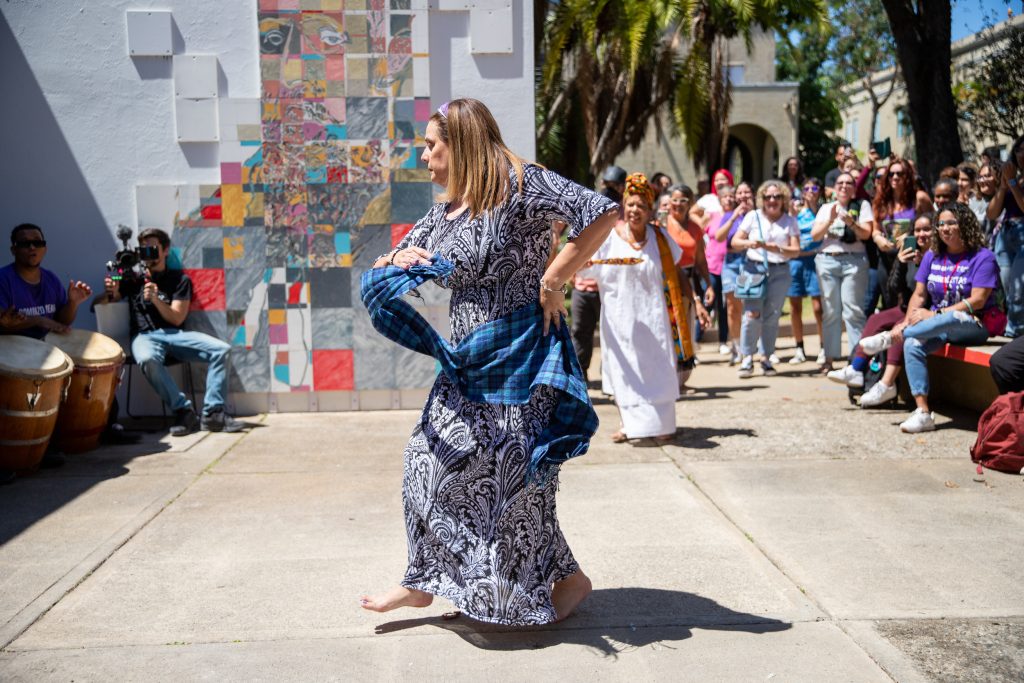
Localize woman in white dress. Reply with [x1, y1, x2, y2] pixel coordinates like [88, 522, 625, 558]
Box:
[589, 173, 687, 444]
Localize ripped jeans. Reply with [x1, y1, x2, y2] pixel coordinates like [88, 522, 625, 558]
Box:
[902, 310, 989, 396]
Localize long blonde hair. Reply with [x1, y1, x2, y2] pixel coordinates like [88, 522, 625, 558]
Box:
[430, 98, 526, 218]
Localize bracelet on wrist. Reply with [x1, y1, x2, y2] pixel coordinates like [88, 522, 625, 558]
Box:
[387, 249, 399, 265]
[541, 280, 568, 295]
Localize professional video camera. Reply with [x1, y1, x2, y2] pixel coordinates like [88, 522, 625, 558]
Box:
[105, 225, 156, 291]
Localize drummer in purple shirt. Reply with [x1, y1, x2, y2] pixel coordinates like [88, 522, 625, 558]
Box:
[0, 223, 92, 339]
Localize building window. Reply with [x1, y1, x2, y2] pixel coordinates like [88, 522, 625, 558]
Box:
[897, 109, 911, 139]
[726, 64, 745, 85]
[873, 117, 881, 142]
[846, 120, 859, 148]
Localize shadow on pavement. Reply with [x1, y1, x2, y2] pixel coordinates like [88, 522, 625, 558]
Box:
[679, 385, 768, 401]
[670, 426, 757, 449]
[0, 435, 171, 547]
[374, 588, 790, 655]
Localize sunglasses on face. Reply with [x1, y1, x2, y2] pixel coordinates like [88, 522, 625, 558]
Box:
[889, 170, 906, 177]
[13, 239, 46, 249]
[875, 173, 885, 180]
[764, 194, 783, 201]
[803, 185, 819, 192]
[937, 219, 959, 228]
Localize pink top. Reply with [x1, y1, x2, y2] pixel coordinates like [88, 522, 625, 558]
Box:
[703, 212, 729, 275]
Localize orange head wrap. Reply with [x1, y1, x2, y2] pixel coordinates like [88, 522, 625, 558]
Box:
[623, 172, 655, 206]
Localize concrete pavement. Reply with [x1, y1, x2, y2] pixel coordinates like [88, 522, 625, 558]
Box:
[1, 337, 1022, 681]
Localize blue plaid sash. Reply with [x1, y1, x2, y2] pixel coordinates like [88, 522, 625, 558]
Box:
[360, 256, 597, 484]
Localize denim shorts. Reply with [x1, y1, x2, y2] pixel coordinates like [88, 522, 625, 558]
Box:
[721, 253, 744, 294]
[787, 256, 821, 297]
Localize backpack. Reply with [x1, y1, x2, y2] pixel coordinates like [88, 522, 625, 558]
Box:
[970, 392, 1024, 474]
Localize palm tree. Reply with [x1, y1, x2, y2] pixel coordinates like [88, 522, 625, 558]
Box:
[537, 0, 827, 182]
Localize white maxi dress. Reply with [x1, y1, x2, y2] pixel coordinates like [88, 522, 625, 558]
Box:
[588, 224, 681, 437]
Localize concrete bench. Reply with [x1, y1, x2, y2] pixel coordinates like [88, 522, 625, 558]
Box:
[926, 338, 1007, 413]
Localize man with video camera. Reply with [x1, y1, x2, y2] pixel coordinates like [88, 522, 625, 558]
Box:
[104, 228, 242, 436]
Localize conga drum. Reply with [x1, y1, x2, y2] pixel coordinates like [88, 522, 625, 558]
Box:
[0, 336, 73, 473]
[45, 330, 126, 454]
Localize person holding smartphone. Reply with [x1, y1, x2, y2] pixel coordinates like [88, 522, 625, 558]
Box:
[811, 173, 873, 374]
[828, 213, 935, 406]
[104, 228, 243, 436]
[991, 134, 1024, 337]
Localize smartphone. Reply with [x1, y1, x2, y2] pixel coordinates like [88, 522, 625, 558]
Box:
[656, 209, 669, 225]
[903, 235, 917, 252]
[871, 138, 892, 158]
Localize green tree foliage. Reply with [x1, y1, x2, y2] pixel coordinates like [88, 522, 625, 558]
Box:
[536, 0, 827, 183]
[828, 0, 900, 148]
[957, 24, 1024, 141]
[776, 26, 842, 178]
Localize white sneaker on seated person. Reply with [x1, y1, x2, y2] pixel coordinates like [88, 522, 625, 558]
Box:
[815, 349, 826, 365]
[788, 348, 807, 364]
[826, 364, 864, 388]
[860, 331, 893, 356]
[859, 381, 897, 407]
[899, 408, 936, 433]
[769, 353, 781, 365]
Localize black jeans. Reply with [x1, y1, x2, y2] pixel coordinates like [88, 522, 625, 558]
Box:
[570, 289, 601, 374]
[990, 335, 1024, 394]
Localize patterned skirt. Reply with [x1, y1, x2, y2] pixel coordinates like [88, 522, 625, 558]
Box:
[399, 374, 580, 625]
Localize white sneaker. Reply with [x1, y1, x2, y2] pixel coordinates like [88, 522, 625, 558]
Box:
[729, 345, 741, 366]
[816, 349, 826, 365]
[719, 343, 732, 356]
[900, 408, 936, 433]
[769, 353, 781, 366]
[788, 348, 807, 364]
[826, 364, 864, 388]
[860, 331, 893, 356]
[738, 356, 754, 378]
[859, 381, 897, 407]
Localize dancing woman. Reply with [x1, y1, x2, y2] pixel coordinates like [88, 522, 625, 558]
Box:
[359, 99, 618, 625]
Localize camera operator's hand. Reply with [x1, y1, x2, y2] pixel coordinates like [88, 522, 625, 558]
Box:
[67, 280, 92, 306]
[142, 281, 159, 303]
[104, 276, 121, 302]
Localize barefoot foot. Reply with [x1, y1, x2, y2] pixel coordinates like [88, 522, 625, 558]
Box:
[552, 570, 592, 622]
[360, 586, 433, 613]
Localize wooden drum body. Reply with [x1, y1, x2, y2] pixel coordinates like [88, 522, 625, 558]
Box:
[45, 330, 126, 454]
[0, 336, 73, 473]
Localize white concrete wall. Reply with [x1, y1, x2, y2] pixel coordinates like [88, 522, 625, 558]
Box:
[1, 1, 260, 331]
[428, 0, 535, 160]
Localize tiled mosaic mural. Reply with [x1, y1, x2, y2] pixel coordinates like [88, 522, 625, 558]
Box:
[144, 0, 442, 396]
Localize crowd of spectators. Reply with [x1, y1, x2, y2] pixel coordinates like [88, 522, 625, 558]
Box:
[573, 134, 1024, 441]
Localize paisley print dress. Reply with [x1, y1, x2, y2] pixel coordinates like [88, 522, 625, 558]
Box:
[393, 164, 616, 625]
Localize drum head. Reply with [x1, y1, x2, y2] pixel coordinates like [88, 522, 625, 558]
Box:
[44, 329, 125, 366]
[0, 335, 73, 380]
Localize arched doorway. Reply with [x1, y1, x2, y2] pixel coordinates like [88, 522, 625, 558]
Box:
[727, 123, 779, 185]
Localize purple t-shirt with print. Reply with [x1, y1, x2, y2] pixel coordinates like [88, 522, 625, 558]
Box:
[915, 247, 999, 312]
[0, 264, 67, 339]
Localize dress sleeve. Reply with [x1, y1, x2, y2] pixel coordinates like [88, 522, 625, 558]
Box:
[394, 206, 438, 252]
[522, 166, 618, 240]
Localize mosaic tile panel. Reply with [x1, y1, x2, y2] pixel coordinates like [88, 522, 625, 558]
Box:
[157, 2, 436, 396]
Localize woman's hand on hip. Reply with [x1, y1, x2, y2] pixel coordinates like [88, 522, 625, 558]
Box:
[539, 285, 565, 336]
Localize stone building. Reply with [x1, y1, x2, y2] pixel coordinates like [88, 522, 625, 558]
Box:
[838, 13, 1024, 163]
[613, 29, 800, 187]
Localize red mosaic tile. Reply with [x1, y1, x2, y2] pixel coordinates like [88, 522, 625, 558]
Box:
[313, 349, 353, 391]
[185, 268, 226, 311]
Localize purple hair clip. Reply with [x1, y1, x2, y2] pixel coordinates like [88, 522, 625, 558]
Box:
[437, 101, 450, 119]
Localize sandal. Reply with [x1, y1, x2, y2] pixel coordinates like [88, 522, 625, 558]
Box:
[611, 431, 628, 443]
